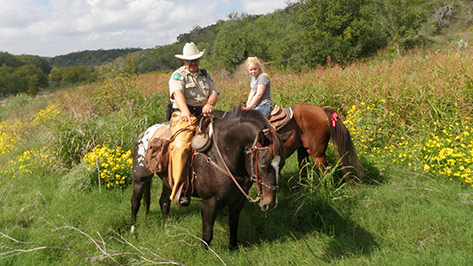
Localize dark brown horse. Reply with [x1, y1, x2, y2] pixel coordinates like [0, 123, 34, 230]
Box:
[276, 103, 364, 179]
[131, 107, 285, 249]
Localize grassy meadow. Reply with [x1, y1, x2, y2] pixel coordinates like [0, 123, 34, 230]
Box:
[1, 42, 473, 265]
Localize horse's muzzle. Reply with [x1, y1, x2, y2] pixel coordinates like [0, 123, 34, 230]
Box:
[259, 197, 277, 212]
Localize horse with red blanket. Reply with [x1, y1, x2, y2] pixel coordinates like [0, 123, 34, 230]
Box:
[270, 103, 364, 180]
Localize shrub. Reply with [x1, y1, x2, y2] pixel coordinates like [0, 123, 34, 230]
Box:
[83, 144, 133, 189]
[289, 158, 348, 217]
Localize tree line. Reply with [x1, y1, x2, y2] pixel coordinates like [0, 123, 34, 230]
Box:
[0, 49, 137, 97]
[130, 0, 470, 73]
[1, 0, 471, 97]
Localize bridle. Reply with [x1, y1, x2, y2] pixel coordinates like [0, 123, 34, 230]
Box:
[195, 123, 279, 203]
[246, 130, 280, 194]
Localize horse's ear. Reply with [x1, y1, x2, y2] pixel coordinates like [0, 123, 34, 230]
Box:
[262, 128, 271, 139]
[261, 128, 272, 146]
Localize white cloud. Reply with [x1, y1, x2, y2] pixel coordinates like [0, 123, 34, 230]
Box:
[0, 0, 292, 57]
[240, 0, 290, 14]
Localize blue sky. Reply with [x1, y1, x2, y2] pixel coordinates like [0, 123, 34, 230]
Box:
[0, 0, 294, 57]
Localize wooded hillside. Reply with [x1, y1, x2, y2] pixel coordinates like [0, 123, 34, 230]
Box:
[1, 0, 471, 97]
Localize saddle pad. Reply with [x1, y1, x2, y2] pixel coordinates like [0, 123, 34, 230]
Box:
[150, 124, 171, 141]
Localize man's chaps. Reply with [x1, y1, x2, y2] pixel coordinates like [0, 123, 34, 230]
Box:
[169, 112, 197, 201]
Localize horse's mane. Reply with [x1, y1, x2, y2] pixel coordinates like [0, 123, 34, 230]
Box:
[223, 106, 268, 126]
[220, 106, 284, 157]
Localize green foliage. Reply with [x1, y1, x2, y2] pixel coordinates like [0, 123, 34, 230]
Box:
[0, 93, 48, 121]
[48, 48, 142, 67]
[17, 55, 52, 74]
[208, 10, 299, 71]
[48, 65, 97, 87]
[0, 52, 50, 96]
[3, 0, 470, 82]
[46, 68, 163, 169]
[298, 0, 388, 66]
[1, 43, 473, 264]
[92, 67, 142, 113]
[0, 52, 23, 67]
[47, 113, 94, 168]
[14, 64, 48, 89]
[126, 44, 182, 73]
[0, 64, 15, 96]
[27, 75, 39, 96]
[209, 18, 248, 70]
[58, 163, 94, 194]
[289, 159, 347, 217]
[378, 0, 434, 47]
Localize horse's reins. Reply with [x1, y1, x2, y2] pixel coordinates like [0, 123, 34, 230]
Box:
[194, 117, 278, 203]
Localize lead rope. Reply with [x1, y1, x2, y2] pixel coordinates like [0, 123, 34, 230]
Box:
[213, 135, 261, 203]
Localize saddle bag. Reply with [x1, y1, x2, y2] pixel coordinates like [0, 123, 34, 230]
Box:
[145, 138, 170, 175]
[145, 125, 172, 175]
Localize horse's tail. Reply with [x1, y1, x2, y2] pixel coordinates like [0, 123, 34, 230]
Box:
[324, 108, 364, 180]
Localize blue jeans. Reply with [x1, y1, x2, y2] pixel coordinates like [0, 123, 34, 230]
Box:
[255, 104, 273, 118]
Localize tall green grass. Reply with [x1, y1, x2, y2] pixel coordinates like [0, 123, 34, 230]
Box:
[1, 41, 473, 264]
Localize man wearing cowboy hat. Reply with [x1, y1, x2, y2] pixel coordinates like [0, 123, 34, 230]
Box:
[168, 42, 219, 206]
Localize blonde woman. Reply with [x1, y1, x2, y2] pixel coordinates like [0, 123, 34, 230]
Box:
[243, 57, 274, 117]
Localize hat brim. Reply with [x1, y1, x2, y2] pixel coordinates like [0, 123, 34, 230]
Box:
[175, 50, 205, 60]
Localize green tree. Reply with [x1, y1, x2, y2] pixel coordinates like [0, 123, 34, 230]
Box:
[209, 14, 260, 71]
[247, 7, 300, 67]
[49, 67, 63, 87]
[0, 52, 23, 67]
[0, 64, 15, 96]
[377, 0, 433, 49]
[298, 0, 388, 66]
[12, 64, 48, 93]
[18, 55, 52, 74]
[61, 65, 97, 84]
[27, 75, 39, 95]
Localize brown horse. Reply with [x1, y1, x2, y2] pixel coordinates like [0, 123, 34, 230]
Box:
[130, 107, 285, 249]
[276, 103, 364, 179]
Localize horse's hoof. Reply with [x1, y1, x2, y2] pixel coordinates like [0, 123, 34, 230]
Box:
[130, 225, 135, 233]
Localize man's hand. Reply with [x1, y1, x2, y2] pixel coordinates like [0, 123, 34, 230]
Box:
[180, 109, 192, 124]
[202, 103, 214, 115]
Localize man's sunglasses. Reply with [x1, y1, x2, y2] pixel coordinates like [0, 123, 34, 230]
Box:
[185, 59, 200, 63]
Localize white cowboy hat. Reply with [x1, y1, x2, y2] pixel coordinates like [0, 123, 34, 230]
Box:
[175, 42, 205, 60]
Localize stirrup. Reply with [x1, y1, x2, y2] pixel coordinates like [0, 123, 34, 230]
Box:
[173, 183, 190, 207]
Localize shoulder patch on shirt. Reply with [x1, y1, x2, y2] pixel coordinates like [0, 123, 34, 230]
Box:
[172, 73, 182, 80]
[207, 74, 213, 82]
